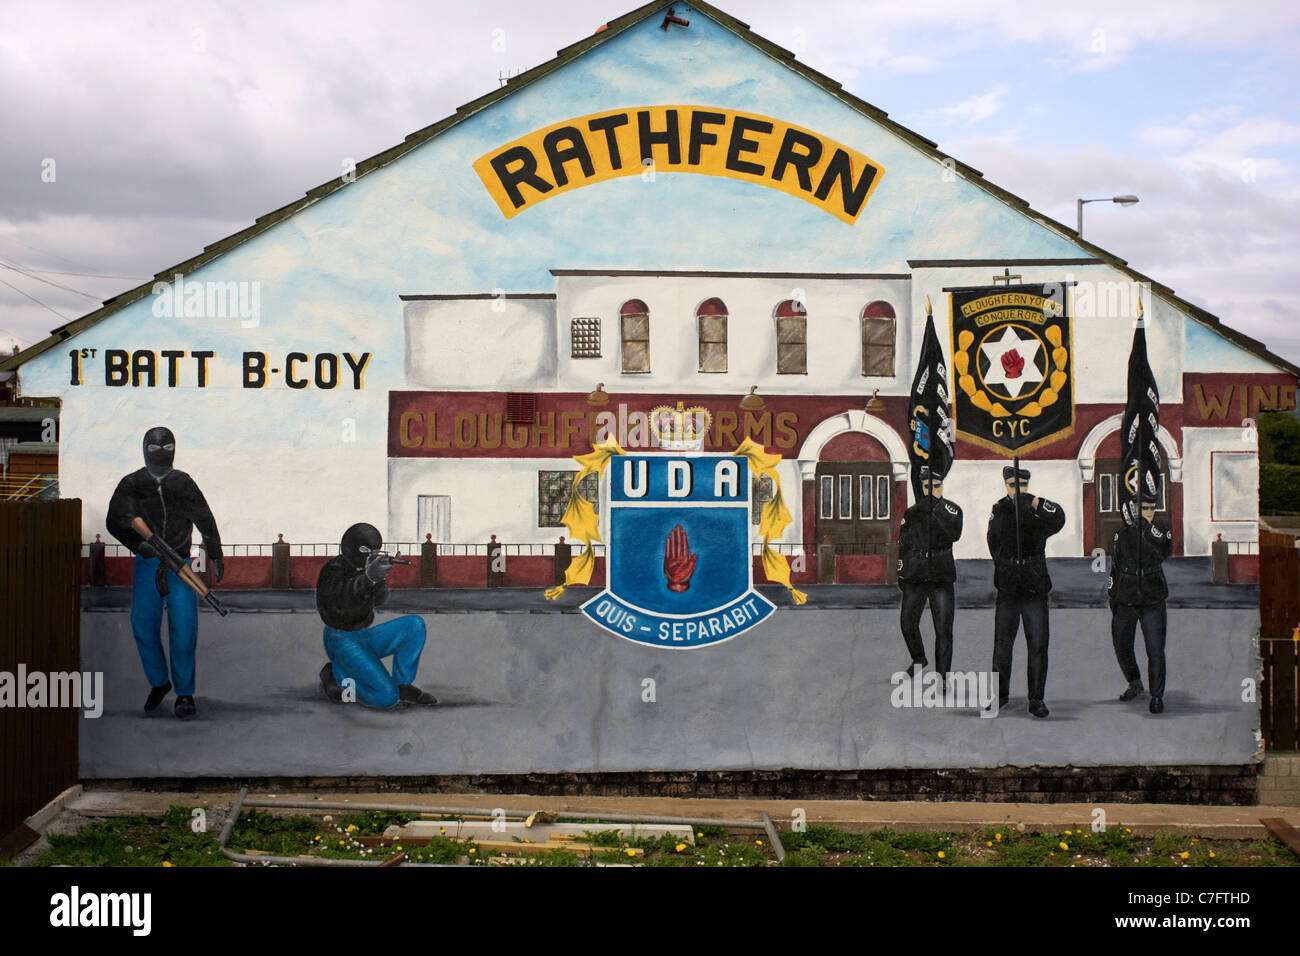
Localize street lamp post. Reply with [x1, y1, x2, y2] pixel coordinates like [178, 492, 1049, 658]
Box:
[1077, 194, 1139, 237]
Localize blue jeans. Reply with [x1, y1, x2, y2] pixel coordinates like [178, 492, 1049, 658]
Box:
[131, 555, 199, 695]
[323, 616, 427, 709]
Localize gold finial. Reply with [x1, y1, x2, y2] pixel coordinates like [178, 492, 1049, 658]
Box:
[739, 386, 765, 410]
[587, 383, 610, 405]
[1137, 295, 1143, 320]
[925, 295, 932, 317]
[865, 388, 885, 412]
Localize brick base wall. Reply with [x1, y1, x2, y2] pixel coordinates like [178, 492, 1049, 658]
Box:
[89, 765, 1261, 805]
[1258, 755, 1300, 806]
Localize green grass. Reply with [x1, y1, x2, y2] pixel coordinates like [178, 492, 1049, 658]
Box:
[32, 806, 229, 867]
[18, 808, 1300, 868]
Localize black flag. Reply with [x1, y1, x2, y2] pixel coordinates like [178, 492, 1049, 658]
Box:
[1120, 319, 1161, 527]
[907, 303, 955, 500]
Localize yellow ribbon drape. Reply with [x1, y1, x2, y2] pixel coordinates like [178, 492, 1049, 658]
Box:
[544, 438, 626, 600]
[733, 436, 808, 605]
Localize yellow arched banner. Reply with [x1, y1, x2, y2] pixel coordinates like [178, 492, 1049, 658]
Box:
[473, 106, 884, 224]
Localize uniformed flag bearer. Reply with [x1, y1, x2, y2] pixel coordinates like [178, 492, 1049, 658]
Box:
[1108, 489, 1172, 713]
[986, 465, 1065, 718]
[897, 466, 963, 680]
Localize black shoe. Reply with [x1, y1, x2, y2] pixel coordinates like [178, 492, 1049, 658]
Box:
[144, 681, 172, 713]
[1028, 699, 1050, 719]
[174, 695, 197, 719]
[1149, 696, 1164, 714]
[905, 659, 928, 677]
[398, 684, 438, 707]
[1119, 680, 1144, 702]
[320, 662, 343, 702]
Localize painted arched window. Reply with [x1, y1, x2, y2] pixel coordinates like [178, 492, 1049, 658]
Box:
[861, 301, 896, 377]
[775, 299, 807, 374]
[620, 298, 650, 373]
[697, 297, 728, 373]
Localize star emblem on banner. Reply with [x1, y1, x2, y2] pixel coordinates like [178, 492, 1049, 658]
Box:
[979, 326, 1044, 399]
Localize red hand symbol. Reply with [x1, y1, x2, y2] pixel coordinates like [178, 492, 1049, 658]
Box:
[1001, 348, 1024, 378]
[663, 524, 698, 593]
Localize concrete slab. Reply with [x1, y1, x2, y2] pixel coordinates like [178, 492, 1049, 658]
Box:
[66, 790, 1300, 840]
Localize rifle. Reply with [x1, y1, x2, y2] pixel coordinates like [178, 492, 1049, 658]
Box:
[131, 516, 229, 617]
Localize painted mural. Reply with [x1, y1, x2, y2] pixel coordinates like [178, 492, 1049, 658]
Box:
[2, 2, 1292, 774]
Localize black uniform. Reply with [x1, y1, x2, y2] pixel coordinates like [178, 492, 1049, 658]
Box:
[1108, 519, 1172, 697]
[986, 494, 1065, 704]
[897, 496, 963, 674]
[106, 468, 223, 562]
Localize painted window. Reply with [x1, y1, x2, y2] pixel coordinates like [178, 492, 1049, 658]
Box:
[752, 473, 774, 525]
[838, 475, 853, 519]
[571, 317, 600, 358]
[620, 299, 650, 373]
[775, 299, 807, 374]
[819, 475, 834, 519]
[697, 297, 728, 372]
[855, 475, 892, 520]
[861, 301, 897, 377]
[1099, 473, 1115, 513]
[538, 470, 599, 527]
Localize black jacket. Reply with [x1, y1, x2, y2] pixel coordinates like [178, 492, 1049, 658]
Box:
[898, 497, 963, 585]
[316, 556, 389, 631]
[1108, 519, 1172, 606]
[986, 495, 1065, 596]
[106, 468, 222, 560]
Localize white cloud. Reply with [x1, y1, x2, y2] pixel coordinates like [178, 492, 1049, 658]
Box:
[936, 85, 1009, 125]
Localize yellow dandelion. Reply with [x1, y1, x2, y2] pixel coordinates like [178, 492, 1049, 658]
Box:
[756, 840, 763, 846]
[986, 841, 993, 847]
[469, 848, 477, 854]
[937, 851, 945, 859]
[675, 843, 686, 852]
[697, 831, 704, 838]
[162, 861, 174, 867]
[338, 840, 345, 845]
[396, 846, 403, 851]
[1209, 852, 1216, 858]
[625, 849, 636, 857]
[1059, 842, 1069, 851]
[995, 833, 1002, 842]
[1064, 830, 1071, 835]
[1180, 852, 1189, 860]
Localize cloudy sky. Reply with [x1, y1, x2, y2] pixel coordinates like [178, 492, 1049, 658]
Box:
[3, 0, 1298, 362]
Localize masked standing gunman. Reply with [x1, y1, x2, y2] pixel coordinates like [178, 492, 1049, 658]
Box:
[986, 465, 1065, 718]
[106, 426, 224, 719]
[897, 466, 963, 682]
[1108, 490, 1172, 713]
[316, 522, 438, 709]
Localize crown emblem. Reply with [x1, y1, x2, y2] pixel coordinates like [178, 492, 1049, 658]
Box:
[649, 401, 713, 451]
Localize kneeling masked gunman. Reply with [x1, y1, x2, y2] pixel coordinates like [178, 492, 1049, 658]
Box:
[1108, 490, 1173, 713]
[897, 466, 963, 682]
[316, 523, 437, 708]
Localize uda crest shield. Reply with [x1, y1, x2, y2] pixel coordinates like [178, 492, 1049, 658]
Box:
[580, 404, 776, 647]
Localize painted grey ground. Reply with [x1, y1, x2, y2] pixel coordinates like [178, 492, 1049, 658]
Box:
[77, 589, 1261, 777]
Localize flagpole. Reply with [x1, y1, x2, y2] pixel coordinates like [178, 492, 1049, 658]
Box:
[1013, 454, 1022, 571]
[1136, 298, 1144, 596]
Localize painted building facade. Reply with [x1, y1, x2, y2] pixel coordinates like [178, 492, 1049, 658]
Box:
[1, 1, 1289, 779]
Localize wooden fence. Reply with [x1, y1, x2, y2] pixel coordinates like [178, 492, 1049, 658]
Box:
[0, 499, 81, 846]
[1259, 529, 1300, 751]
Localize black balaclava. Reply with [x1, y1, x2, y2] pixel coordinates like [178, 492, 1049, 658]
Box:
[340, 522, 383, 569]
[143, 426, 176, 479]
